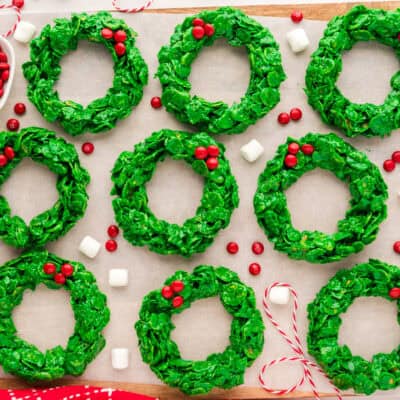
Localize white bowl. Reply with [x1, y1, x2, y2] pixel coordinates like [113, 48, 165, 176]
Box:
[0, 36, 15, 110]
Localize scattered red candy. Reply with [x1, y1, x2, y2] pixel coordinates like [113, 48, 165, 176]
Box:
[2, 70, 9, 82]
[249, 262, 261, 276]
[284, 154, 297, 168]
[393, 241, 400, 254]
[252, 241, 264, 255]
[105, 239, 118, 252]
[290, 107, 302, 121]
[161, 286, 174, 299]
[14, 102, 26, 115]
[0, 155, 7, 167]
[43, 262, 56, 275]
[7, 119, 19, 131]
[151, 96, 162, 109]
[392, 151, 400, 163]
[192, 18, 204, 27]
[389, 287, 400, 299]
[54, 273, 66, 285]
[4, 146, 14, 160]
[278, 112, 290, 125]
[287, 142, 300, 155]
[114, 42, 126, 56]
[192, 26, 205, 40]
[172, 295, 184, 308]
[206, 157, 219, 170]
[171, 280, 185, 293]
[114, 30, 127, 42]
[61, 263, 74, 277]
[107, 224, 119, 238]
[301, 144, 314, 155]
[101, 28, 113, 39]
[207, 145, 219, 157]
[204, 23, 215, 37]
[383, 159, 396, 172]
[81, 142, 94, 155]
[194, 146, 208, 160]
[226, 241, 239, 254]
[291, 10, 303, 23]
[12, 0, 24, 8]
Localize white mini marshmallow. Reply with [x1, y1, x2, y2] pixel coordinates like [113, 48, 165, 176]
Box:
[111, 348, 129, 370]
[240, 139, 264, 163]
[286, 28, 309, 53]
[109, 269, 129, 287]
[14, 21, 36, 44]
[79, 235, 101, 259]
[269, 286, 290, 305]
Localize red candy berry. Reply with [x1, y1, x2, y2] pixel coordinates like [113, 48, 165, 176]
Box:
[192, 26, 205, 40]
[161, 286, 174, 299]
[204, 24, 215, 37]
[101, 28, 113, 39]
[226, 241, 239, 254]
[278, 112, 290, 125]
[7, 119, 19, 131]
[61, 263, 74, 277]
[14, 102, 26, 115]
[107, 224, 119, 238]
[383, 159, 396, 172]
[0, 53, 7, 63]
[194, 146, 208, 160]
[171, 280, 185, 293]
[192, 18, 204, 27]
[54, 273, 66, 285]
[392, 151, 400, 163]
[290, 107, 302, 121]
[301, 144, 314, 155]
[394, 241, 400, 254]
[151, 96, 162, 109]
[172, 296, 184, 308]
[114, 42, 126, 56]
[12, 0, 24, 8]
[0, 155, 7, 167]
[206, 157, 219, 170]
[4, 146, 14, 160]
[207, 145, 219, 157]
[43, 262, 56, 275]
[288, 142, 300, 155]
[252, 241, 264, 255]
[1, 70, 9, 82]
[114, 30, 127, 42]
[389, 287, 400, 299]
[249, 262, 261, 276]
[291, 10, 303, 23]
[105, 239, 118, 252]
[284, 154, 297, 168]
[82, 142, 94, 155]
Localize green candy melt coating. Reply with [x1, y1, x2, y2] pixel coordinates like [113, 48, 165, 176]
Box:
[23, 11, 148, 136]
[111, 129, 239, 257]
[308, 259, 400, 395]
[135, 265, 265, 395]
[0, 127, 89, 249]
[157, 6, 286, 135]
[253, 133, 387, 263]
[0, 250, 110, 381]
[305, 5, 400, 137]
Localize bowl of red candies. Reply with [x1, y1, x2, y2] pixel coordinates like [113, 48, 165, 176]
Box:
[0, 36, 15, 110]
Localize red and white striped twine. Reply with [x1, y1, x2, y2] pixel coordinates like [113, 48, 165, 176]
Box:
[0, 3, 21, 37]
[259, 282, 343, 400]
[112, 0, 154, 13]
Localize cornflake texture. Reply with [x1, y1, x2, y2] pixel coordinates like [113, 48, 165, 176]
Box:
[135, 265, 265, 395]
[305, 5, 400, 137]
[111, 129, 239, 257]
[308, 259, 400, 395]
[0, 127, 90, 249]
[23, 11, 148, 135]
[157, 6, 286, 135]
[0, 250, 110, 381]
[253, 133, 388, 263]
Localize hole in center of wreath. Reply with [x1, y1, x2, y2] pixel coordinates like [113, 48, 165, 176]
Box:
[339, 297, 400, 360]
[0, 158, 58, 224]
[146, 158, 204, 225]
[13, 284, 75, 352]
[285, 169, 350, 234]
[55, 40, 114, 107]
[337, 42, 398, 105]
[190, 38, 250, 106]
[171, 298, 233, 360]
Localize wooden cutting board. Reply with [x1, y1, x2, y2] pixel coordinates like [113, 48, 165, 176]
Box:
[2, 1, 400, 399]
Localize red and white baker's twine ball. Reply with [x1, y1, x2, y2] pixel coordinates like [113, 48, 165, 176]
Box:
[0, 3, 21, 37]
[259, 282, 342, 400]
[112, 0, 154, 13]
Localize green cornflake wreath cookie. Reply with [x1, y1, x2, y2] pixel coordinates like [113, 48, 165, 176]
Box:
[0, 250, 110, 381]
[253, 133, 387, 263]
[22, 11, 148, 136]
[157, 7, 286, 135]
[111, 129, 239, 257]
[135, 265, 265, 395]
[305, 5, 400, 137]
[308, 259, 400, 395]
[0, 127, 90, 249]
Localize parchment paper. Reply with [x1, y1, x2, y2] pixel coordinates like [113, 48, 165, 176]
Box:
[0, 9, 400, 399]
